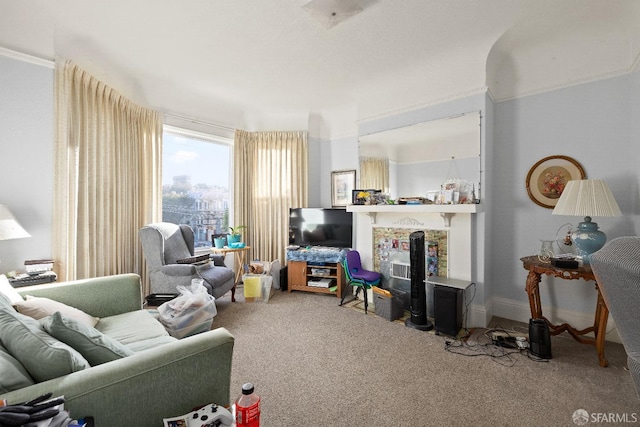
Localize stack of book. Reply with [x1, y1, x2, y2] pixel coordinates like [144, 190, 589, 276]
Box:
[25, 259, 54, 275]
[9, 259, 57, 287]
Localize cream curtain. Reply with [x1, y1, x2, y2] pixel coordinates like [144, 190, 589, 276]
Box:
[53, 59, 162, 295]
[359, 156, 389, 193]
[234, 130, 308, 264]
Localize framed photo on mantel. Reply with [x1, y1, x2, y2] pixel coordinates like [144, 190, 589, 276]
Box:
[331, 169, 356, 208]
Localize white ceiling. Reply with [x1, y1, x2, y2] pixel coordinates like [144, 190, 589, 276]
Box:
[1, 0, 639, 138]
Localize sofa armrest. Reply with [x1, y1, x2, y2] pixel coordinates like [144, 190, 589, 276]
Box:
[0, 328, 234, 425]
[16, 274, 143, 318]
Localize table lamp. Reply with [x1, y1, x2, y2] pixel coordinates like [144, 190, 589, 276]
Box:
[0, 205, 30, 241]
[552, 179, 621, 264]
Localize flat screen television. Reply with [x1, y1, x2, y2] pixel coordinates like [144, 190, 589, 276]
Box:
[289, 208, 353, 249]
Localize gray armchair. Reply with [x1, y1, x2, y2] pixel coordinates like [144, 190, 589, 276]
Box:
[140, 223, 236, 301]
[590, 236, 640, 398]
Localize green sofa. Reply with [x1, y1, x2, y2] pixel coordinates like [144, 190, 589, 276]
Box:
[0, 273, 235, 426]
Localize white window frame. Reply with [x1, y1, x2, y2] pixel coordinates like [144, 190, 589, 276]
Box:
[162, 125, 234, 254]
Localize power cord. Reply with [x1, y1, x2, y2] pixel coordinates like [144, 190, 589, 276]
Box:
[488, 324, 550, 363]
[443, 331, 522, 367]
[443, 326, 550, 366]
[459, 282, 476, 338]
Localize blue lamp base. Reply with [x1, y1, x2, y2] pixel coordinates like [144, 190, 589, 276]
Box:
[571, 216, 607, 265]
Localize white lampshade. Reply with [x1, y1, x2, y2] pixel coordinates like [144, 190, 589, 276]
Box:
[552, 179, 622, 217]
[552, 179, 621, 264]
[0, 205, 31, 241]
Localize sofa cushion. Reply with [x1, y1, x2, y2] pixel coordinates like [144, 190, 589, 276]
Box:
[0, 293, 14, 310]
[0, 274, 23, 305]
[15, 296, 99, 327]
[96, 310, 169, 345]
[0, 306, 89, 382]
[198, 263, 234, 288]
[40, 312, 134, 366]
[125, 335, 178, 352]
[0, 342, 34, 393]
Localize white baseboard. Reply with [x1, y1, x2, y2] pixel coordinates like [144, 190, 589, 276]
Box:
[488, 297, 621, 344]
[464, 302, 489, 329]
[364, 289, 622, 344]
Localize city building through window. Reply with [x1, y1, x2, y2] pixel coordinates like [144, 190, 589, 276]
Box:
[162, 126, 232, 248]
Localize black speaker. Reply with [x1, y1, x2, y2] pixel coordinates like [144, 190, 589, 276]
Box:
[405, 231, 433, 331]
[280, 266, 288, 291]
[529, 318, 552, 359]
[434, 285, 463, 337]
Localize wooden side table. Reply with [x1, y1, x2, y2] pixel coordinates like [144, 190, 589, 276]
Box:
[520, 256, 609, 367]
[212, 246, 251, 284]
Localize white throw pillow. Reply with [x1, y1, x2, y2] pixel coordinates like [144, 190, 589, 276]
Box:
[15, 296, 99, 328]
[0, 274, 23, 305]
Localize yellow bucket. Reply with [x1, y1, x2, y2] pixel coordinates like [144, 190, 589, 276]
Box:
[243, 275, 263, 302]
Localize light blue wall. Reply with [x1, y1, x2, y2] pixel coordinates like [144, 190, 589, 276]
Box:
[359, 94, 486, 137]
[492, 71, 639, 314]
[316, 135, 358, 208]
[307, 136, 323, 208]
[631, 71, 640, 230]
[482, 94, 495, 317]
[0, 55, 54, 273]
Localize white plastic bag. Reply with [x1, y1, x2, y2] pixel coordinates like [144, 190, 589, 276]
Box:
[158, 279, 217, 330]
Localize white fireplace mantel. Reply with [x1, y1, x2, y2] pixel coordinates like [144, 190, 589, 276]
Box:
[346, 204, 479, 227]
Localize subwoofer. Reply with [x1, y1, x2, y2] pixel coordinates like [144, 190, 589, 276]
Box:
[434, 285, 463, 337]
[405, 231, 433, 331]
[529, 318, 552, 359]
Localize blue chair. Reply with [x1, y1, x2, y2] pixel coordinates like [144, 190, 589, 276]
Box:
[341, 250, 381, 314]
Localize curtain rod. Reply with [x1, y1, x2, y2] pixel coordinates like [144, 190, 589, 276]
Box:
[163, 112, 235, 133]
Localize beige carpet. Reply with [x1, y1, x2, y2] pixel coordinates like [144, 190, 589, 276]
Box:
[212, 288, 639, 426]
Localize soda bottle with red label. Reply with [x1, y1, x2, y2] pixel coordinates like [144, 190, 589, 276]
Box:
[235, 383, 260, 427]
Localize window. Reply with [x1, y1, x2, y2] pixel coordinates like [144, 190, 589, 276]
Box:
[162, 126, 232, 249]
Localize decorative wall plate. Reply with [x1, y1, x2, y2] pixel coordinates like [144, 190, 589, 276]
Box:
[526, 155, 585, 209]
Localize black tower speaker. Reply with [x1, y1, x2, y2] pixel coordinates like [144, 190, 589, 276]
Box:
[434, 285, 463, 337]
[529, 318, 552, 359]
[405, 231, 433, 331]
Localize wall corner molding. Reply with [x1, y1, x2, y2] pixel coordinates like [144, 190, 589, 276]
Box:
[492, 67, 634, 104]
[0, 46, 54, 69]
[356, 86, 489, 125]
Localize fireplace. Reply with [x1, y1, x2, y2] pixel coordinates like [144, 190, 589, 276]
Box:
[347, 204, 477, 319]
[372, 225, 448, 315]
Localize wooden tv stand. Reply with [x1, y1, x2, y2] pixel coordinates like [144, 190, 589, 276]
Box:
[287, 260, 345, 298]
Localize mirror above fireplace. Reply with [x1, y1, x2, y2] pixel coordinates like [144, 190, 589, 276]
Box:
[358, 111, 481, 201]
